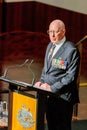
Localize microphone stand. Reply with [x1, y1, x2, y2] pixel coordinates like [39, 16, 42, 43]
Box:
[2, 59, 36, 87]
[2, 59, 29, 78]
[28, 59, 36, 86]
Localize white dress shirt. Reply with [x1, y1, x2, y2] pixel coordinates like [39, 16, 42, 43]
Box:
[52, 36, 66, 58]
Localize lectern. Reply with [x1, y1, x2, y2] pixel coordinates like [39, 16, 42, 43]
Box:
[0, 76, 54, 130]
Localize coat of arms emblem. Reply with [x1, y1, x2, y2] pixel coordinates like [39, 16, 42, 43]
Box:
[17, 105, 35, 128]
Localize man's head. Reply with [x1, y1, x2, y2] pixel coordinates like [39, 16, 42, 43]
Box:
[47, 19, 66, 44]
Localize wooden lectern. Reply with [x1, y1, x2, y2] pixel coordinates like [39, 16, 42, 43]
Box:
[0, 76, 54, 130]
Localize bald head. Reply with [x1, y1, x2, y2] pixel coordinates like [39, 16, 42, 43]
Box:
[49, 19, 65, 32]
[48, 19, 66, 43]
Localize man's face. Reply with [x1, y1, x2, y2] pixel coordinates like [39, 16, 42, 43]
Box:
[48, 22, 65, 44]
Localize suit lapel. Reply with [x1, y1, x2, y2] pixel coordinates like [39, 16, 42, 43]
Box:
[46, 41, 66, 72]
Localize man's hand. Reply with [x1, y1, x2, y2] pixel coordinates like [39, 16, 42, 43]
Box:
[34, 82, 51, 91]
[40, 83, 51, 91]
[34, 81, 42, 87]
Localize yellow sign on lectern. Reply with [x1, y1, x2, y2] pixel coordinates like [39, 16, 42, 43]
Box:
[9, 91, 37, 130]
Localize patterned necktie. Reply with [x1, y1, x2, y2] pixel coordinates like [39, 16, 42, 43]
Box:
[48, 44, 56, 61]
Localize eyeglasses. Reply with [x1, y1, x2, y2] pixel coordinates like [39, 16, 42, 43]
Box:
[47, 30, 60, 35]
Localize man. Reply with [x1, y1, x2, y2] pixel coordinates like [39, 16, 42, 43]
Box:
[35, 19, 80, 130]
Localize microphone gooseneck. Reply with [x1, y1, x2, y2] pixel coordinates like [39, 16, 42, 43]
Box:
[28, 59, 36, 86]
[3, 59, 29, 78]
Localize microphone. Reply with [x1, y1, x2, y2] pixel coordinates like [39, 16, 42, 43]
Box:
[2, 59, 29, 78]
[28, 59, 36, 86]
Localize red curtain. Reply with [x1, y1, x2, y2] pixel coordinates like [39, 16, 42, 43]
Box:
[0, 1, 87, 77]
[1, 1, 86, 42]
[0, 0, 3, 32]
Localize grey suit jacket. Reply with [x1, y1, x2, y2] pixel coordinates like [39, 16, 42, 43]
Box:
[40, 40, 80, 104]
